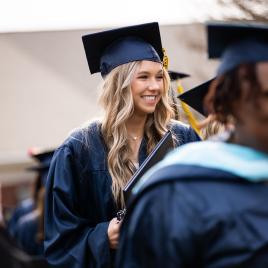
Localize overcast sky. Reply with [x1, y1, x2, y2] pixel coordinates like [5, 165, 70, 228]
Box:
[0, 0, 246, 33]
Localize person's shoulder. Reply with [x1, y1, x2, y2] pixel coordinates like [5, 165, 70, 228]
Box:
[65, 120, 101, 146]
[168, 119, 201, 144]
[126, 174, 208, 236]
[12, 199, 34, 217]
[16, 211, 39, 231]
[56, 120, 102, 153]
[169, 119, 191, 132]
[20, 198, 34, 209]
[51, 119, 105, 169]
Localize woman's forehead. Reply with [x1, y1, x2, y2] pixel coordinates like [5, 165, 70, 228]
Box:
[136, 60, 163, 72]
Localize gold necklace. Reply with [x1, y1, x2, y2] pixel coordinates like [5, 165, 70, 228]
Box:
[128, 134, 142, 141]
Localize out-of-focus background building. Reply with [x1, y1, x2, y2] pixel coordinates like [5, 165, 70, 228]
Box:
[0, 0, 267, 220]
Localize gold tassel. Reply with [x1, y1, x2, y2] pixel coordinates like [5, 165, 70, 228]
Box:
[162, 48, 169, 70]
[177, 82, 202, 138]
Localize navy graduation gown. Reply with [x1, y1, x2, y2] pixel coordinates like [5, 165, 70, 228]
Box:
[44, 121, 199, 268]
[117, 144, 268, 268]
[7, 198, 35, 237]
[15, 211, 44, 256]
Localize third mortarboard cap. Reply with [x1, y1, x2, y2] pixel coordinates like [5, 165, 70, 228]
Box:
[82, 22, 163, 76]
[178, 78, 214, 116]
[168, 70, 190, 81]
[207, 22, 268, 76]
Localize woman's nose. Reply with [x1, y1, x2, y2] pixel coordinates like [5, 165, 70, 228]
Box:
[147, 79, 160, 90]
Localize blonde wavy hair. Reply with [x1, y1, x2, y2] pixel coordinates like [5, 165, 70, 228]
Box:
[99, 61, 174, 208]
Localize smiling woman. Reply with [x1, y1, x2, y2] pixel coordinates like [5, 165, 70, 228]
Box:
[44, 22, 200, 268]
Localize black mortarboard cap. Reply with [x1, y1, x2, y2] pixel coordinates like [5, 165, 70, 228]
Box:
[168, 70, 190, 81]
[27, 149, 54, 185]
[28, 149, 54, 171]
[178, 78, 214, 116]
[82, 22, 163, 76]
[207, 22, 268, 75]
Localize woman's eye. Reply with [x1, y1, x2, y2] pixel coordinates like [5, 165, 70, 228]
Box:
[156, 76, 163, 80]
[138, 76, 148, 79]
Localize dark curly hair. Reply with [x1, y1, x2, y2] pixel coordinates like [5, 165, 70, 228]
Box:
[205, 63, 262, 124]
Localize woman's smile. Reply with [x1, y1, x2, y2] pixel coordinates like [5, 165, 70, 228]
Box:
[141, 95, 160, 105]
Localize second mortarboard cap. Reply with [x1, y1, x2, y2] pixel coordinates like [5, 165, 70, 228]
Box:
[168, 70, 190, 81]
[207, 22, 268, 76]
[82, 22, 164, 76]
[27, 149, 55, 186]
[27, 149, 54, 172]
[178, 78, 214, 116]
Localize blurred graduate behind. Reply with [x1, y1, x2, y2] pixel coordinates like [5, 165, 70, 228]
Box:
[44, 22, 200, 268]
[178, 78, 226, 139]
[168, 70, 190, 121]
[0, 163, 48, 268]
[117, 22, 268, 268]
[7, 149, 49, 238]
[14, 150, 54, 257]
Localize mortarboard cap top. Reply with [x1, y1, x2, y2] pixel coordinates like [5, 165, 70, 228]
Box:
[178, 78, 215, 116]
[27, 148, 55, 172]
[168, 70, 190, 81]
[207, 22, 268, 76]
[82, 22, 164, 76]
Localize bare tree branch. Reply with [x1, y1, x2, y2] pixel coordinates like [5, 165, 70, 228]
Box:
[218, 0, 268, 22]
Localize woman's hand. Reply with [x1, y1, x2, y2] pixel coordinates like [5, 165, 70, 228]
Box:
[107, 217, 122, 249]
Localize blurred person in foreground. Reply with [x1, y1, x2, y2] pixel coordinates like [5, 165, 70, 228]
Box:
[44, 22, 200, 268]
[117, 22, 268, 268]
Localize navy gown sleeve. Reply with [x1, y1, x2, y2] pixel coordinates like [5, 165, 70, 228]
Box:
[44, 145, 112, 268]
[117, 183, 202, 268]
